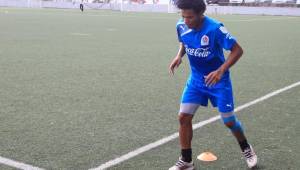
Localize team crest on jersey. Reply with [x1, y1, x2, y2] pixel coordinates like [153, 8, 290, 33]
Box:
[201, 35, 209, 46]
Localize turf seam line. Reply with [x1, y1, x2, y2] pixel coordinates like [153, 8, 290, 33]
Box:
[0, 156, 45, 170]
[89, 80, 300, 170]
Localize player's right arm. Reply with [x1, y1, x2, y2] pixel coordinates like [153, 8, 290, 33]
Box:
[169, 42, 185, 75]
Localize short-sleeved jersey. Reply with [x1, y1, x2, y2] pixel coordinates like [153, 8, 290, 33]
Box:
[176, 16, 236, 88]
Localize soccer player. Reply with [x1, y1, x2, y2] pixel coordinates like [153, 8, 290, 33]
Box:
[80, 0, 84, 12]
[168, 0, 257, 169]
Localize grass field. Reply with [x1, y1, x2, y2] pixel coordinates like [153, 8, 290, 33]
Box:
[0, 8, 299, 170]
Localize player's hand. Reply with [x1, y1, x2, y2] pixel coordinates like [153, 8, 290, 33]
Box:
[204, 68, 224, 87]
[169, 56, 182, 75]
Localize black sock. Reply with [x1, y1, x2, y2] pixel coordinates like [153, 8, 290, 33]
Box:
[239, 140, 250, 151]
[181, 148, 192, 162]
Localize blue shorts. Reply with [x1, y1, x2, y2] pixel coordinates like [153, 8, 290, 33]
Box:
[181, 78, 234, 113]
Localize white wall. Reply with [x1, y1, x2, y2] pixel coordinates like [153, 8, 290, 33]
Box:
[0, 1, 300, 16]
[206, 5, 300, 16]
[272, 0, 288, 3]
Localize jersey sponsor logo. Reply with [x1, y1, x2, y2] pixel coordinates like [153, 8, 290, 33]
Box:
[185, 45, 211, 58]
[201, 35, 209, 46]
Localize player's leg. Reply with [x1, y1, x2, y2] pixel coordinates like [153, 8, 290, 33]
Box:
[220, 111, 247, 147]
[215, 85, 258, 168]
[179, 85, 208, 163]
[220, 111, 257, 168]
[178, 113, 193, 160]
[80, 4, 84, 12]
[169, 112, 195, 170]
[179, 113, 193, 150]
[169, 82, 207, 170]
[178, 104, 200, 162]
[169, 110, 197, 170]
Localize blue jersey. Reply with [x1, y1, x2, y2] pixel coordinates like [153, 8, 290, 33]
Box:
[176, 16, 236, 88]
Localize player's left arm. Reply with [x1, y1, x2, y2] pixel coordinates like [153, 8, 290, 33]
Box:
[205, 42, 243, 87]
[220, 42, 243, 73]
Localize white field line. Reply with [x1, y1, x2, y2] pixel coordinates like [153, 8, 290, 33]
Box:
[0, 156, 45, 170]
[70, 32, 91, 36]
[90, 81, 300, 170]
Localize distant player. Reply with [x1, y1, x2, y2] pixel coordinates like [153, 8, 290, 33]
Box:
[168, 0, 258, 169]
[80, 0, 84, 12]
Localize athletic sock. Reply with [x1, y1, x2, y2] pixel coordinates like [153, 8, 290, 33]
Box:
[181, 148, 192, 163]
[239, 140, 250, 152]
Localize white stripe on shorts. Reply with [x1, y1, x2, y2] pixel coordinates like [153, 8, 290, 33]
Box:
[179, 103, 200, 115]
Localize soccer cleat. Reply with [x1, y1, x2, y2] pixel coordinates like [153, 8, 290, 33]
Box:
[169, 157, 194, 170]
[242, 145, 258, 168]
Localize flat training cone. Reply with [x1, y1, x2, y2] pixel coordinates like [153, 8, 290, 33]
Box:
[197, 152, 217, 162]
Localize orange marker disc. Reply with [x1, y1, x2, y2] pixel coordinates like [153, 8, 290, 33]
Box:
[197, 152, 218, 162]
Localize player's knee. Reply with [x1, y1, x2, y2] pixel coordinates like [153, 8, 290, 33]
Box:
[224, 121, 235, 129]
[221, 113, 243, 132]
[223, 120, 243, 132]
[178, 113, 193, 126]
